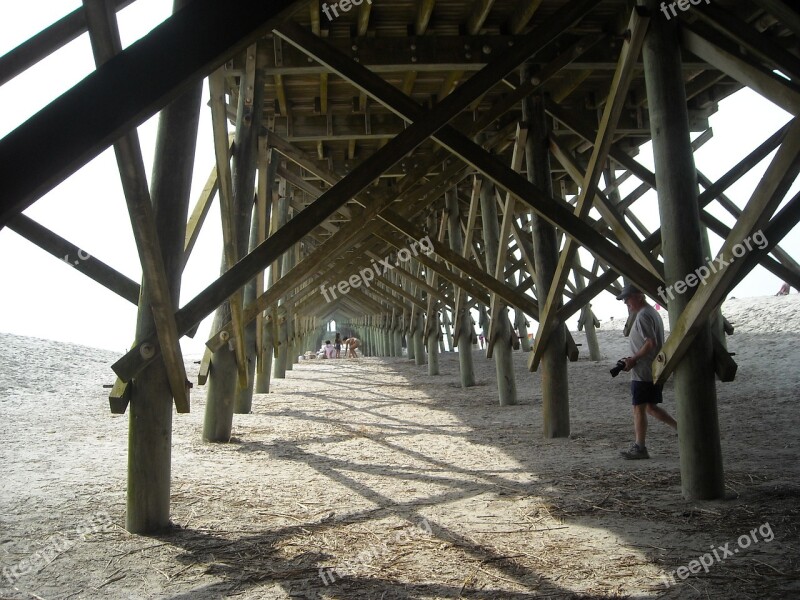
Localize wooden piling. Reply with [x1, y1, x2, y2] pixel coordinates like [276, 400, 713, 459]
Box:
[642, 0, 724, 499]
[479, 178, 517, 405]
[523, 89, 570, 436]
[445, 187, 476, 386]
[127, 13, 202, 532]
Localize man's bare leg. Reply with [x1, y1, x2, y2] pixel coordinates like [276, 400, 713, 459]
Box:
[647, 404, 677, 429]
[633, 404, 648, 448]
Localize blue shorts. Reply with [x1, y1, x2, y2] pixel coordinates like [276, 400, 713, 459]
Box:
[631, 380, 663, 406]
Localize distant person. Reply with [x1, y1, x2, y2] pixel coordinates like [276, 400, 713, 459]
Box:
[324, 340, 335, 359]
[478, 334, 485, 349]
[334, 332, 342, 358]
[616, 284, 677, 460]
[344, 337, 360, 358]
[776, 282, 791, 296]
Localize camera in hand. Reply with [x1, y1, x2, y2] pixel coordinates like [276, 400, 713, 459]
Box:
[609, 359, 626, 378]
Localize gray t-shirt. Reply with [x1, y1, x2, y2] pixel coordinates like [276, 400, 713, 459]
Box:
[629, 304, 664, 382]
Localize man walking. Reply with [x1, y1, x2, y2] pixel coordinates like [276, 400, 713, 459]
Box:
[616, 284, 677, 459]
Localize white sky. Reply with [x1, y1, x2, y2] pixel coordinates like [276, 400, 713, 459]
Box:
[0, 1, 797, 355]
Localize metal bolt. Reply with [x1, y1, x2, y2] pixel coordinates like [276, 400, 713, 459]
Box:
[140, 343, 155, 359]
[220, 331, 230, 342]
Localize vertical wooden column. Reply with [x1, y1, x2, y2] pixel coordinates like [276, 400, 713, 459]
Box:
[413, 311, 426, 366]
[480, 179, 517, 405]
[205, 45, 263, 434]
[523, 88, 570, 436]
[441, 310, 453, 353]
[515, 306, 531, 351]
[234, 44, 266, 413]
[642, 0, 724, 499]
[426, 213, 441, 374]
[445, 188, 476, 387]
[575, 270, 602, 361]
[127, 3, 202, 531]
[427, 310, 440, 375]
[256, 312, 274, 393]
[272, 191, 290, 379]
[403, 309, 413, 360]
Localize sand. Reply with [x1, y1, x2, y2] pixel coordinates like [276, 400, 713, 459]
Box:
[0, 295, 798, 599]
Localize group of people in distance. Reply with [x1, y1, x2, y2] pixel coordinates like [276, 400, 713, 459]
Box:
[318, 332, 360, 360]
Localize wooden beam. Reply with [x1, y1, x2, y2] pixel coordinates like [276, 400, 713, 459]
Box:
[357, 0, 372, 36]
[415, 0, 436, 36]
[549, 134, 662, 278]
[319, 71, 328, 114]
[377, 230, 492, 308]
[681, 21, 800, 115]
[184, 163, 219, 267]
[0, 0, 302, 229]
[381, 211, 539, 319]
[508, 0, 543, 35]
[653, 117, 800, 384]
[750, 0, 800, 39]
[6, 214, 140, 305]
[690, 2, 800, 83]
[309, 0, 320, 35]
[0, 0, 135, 87]
[274, 73, 289, 117]
[466, 0, 495, 35]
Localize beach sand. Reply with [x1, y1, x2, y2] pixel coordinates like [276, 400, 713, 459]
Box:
[0, 295, 798, 599]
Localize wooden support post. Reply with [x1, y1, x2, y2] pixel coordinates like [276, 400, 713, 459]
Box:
[642, 0, 723, 500]
[441, 310, 453, 353]
[254, 140, 273, 394]
[236, 45, 266, 413]
[425, 212, 443, 374]
[480, 178, 517, 406]
[273, 192, 291, 379]
[272, 312, 288, 375]
[256, 313, 274, 393]
[412, 261, 426, 366]
[120, 0, 202, 533]
[575, 270, 601, 361]
[207, 67, 248, 391]
[524, 87, 569, 435]
[515, 307, 530, 352]
[205, 45, 263, 436]
[425, 242, 440, 374]
[393, 306, 404, 357]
